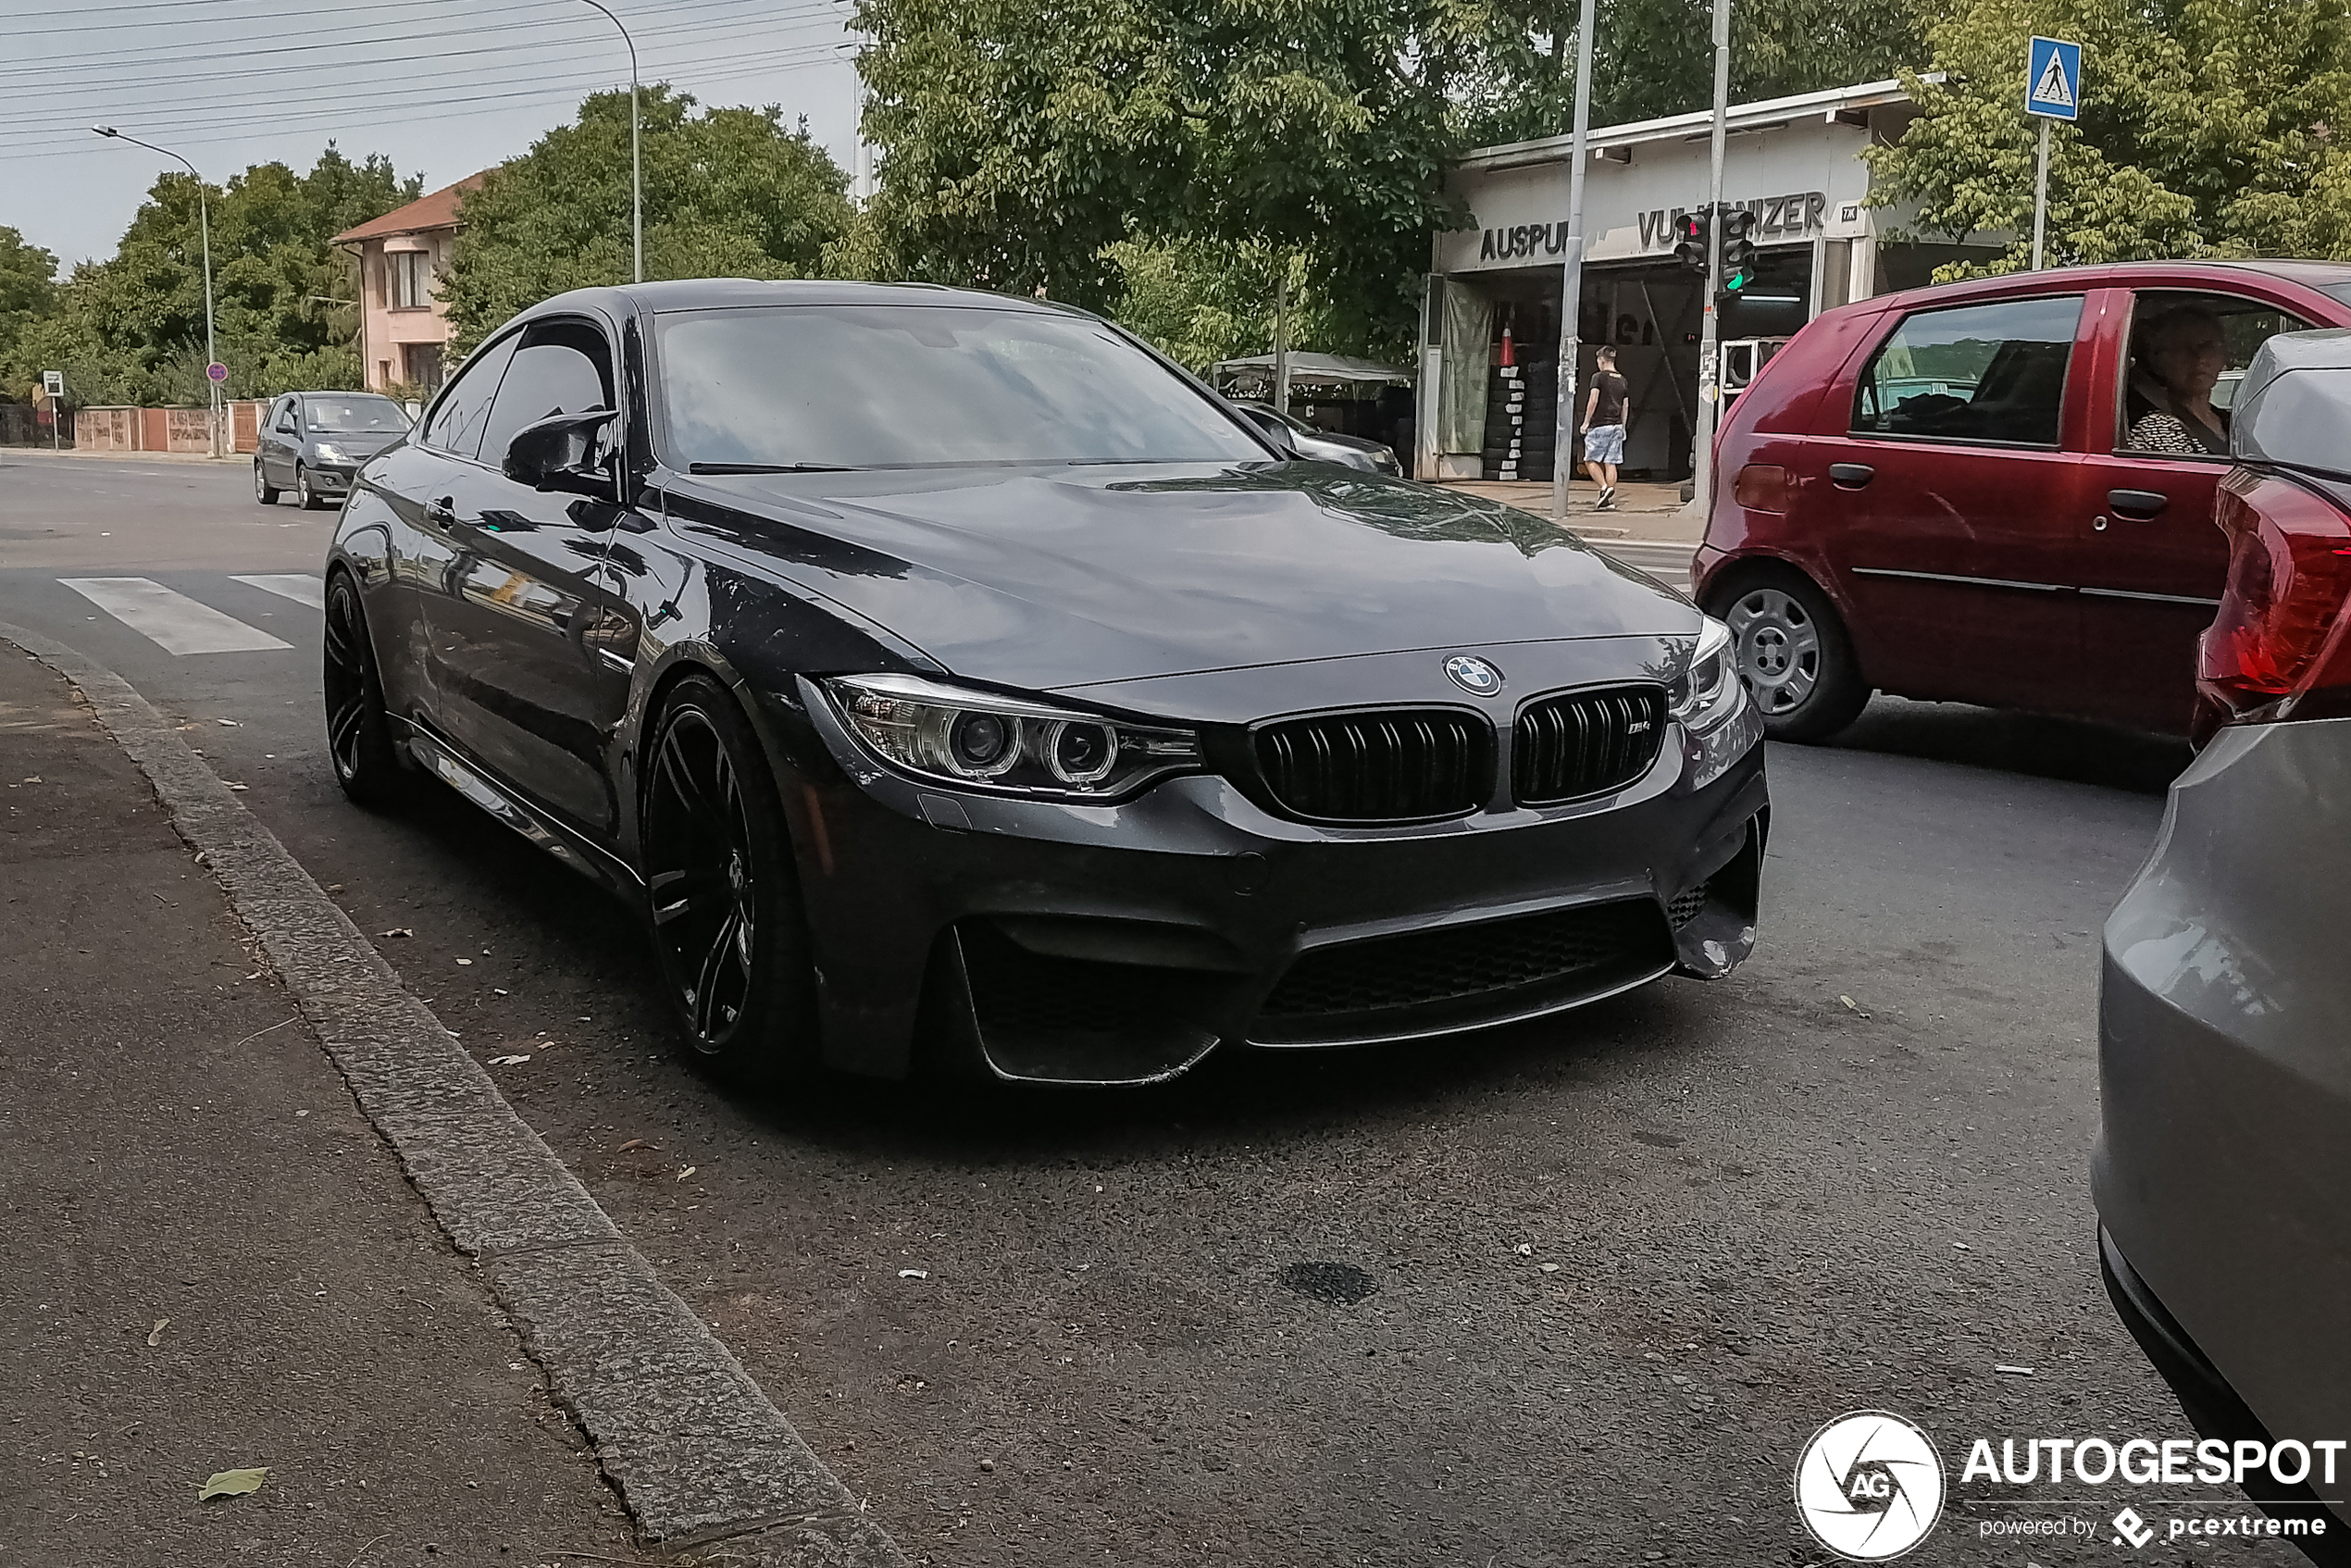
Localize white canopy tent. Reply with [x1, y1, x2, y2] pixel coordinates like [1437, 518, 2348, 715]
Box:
[1210, 352, 1412, 395]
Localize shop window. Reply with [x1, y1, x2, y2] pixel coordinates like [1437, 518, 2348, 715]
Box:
[2118, 291, 2310, 459]
[1852, 295, 2083, 446]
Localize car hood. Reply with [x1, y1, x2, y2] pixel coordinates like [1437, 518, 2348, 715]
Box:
[664, 461, 1695, 691]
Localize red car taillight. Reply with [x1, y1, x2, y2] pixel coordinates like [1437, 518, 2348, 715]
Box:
[2197, 469, 2351, 727]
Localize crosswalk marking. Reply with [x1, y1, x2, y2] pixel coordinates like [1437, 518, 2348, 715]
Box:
[59, 577, 292, 655]
[230, 573, 326, 609]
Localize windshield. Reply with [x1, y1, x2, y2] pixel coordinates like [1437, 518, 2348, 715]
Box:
[305, 398, 408, 433]
[654, 305, 1267, 469]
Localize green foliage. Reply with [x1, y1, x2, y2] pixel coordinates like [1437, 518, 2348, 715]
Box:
[0, 228, 58, 360]
[851, 0, 1480, 361]
[3, 145, 412, 405]
[1462, 0, 1927, 147]
[442, 86, 853, 352]
[1867, 0, 2351, 277]
[1106, 239, 1327, 370]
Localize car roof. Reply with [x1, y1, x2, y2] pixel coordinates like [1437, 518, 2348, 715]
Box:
[512, 278, 1091, 325]
[1861, 259, 2351, 315]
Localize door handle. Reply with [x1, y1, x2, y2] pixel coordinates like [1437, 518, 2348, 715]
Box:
[2108, 489, 2169, 520]
[1828, 463, 1874, 489]
[425, 495, 456, 526]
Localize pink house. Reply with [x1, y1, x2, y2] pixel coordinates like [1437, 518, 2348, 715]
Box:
[333, 169, 493, 394]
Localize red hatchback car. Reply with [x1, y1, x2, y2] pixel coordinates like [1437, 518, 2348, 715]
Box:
[1693, 260, 2351, 740]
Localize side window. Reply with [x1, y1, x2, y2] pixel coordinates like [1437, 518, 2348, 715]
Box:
[418, 333, 519, 460]
[2119, 291, 2312, 459]
[1852, 295, 2084, 447]
[476, 319, 616, 467]
[274, 398, 298, 432]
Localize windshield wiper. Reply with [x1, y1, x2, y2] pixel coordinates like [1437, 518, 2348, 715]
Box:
[688, 461, 859, 474]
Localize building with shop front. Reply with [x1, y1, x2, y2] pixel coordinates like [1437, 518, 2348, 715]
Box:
[332, 169, 494, 396]
[1417, 77, 2000, 482]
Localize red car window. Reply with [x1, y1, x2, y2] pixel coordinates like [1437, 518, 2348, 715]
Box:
[1850, 295, 2084, 447]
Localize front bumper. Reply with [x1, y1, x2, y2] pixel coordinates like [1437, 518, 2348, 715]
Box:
[2094, 716, 2351, 1512]
[775, 671, 1768, 1085]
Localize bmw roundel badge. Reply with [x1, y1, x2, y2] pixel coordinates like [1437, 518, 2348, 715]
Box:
[1444, 654, 1503, 696]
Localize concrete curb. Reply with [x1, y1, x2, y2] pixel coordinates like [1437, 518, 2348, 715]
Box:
[0, 623, 907, 1566]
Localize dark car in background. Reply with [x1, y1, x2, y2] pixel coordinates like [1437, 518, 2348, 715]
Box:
[2096, 330, 2351, 1559]
[1232, 400, 1402, 475]
[320, 280, 1766, 1089]
[255, 391, 412, 510]
[1693, 261, 2351, 740]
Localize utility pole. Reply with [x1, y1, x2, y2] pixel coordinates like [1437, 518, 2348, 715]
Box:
[575, 0, 642, 281]
[1272, 263, 1292, 418]
[1549, 0, 1598, 524]
[93, 127, 221, 457]
[1691, 0, 1732, 517]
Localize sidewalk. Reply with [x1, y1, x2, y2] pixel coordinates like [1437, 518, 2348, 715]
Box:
[0, 652, 649, 1565]
[1437, 478, 1700, 541]
[0, 445, 230, 464]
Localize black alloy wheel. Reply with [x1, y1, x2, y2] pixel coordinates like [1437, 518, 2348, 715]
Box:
[641, 674, 816, 1085]
[255, 461, 280, 506]
[321, 571, 410, 806]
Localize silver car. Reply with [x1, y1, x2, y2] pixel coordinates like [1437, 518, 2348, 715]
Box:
[2096, 329, 2351, 1552]
[1232, 400, 1401, 475]
[254, 391, 412, 510]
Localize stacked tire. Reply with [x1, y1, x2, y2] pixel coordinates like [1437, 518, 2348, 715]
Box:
[1482, 363, 1557, 481]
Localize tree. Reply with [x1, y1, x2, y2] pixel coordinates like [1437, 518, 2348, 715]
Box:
[1106, 238, 1327, 371]
[1462, 0, 1927, 149]
[4, 145, 414, 405]
[851, 0, 1481, 360]
[0, 228, 57, 361]
[442, 87, 853, 351]
[1866, 0, 2351, 277]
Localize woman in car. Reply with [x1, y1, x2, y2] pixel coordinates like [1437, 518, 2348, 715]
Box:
[2124, 304, 2232, 455]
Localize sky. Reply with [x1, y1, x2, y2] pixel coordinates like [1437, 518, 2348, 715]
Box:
[0, 0, 862, 268]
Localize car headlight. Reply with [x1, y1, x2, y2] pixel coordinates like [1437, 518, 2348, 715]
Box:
[313, 442, 348, 463]
[1669, 616, 1740, 733]
[825, 674, 1202, 800]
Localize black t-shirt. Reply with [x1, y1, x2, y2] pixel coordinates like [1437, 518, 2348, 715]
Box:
[1591, 370, 1628, 427]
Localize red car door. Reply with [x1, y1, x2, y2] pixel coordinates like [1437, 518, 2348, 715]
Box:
[2072, 283, 2326, 732]
[1807, 291, 2100, 716]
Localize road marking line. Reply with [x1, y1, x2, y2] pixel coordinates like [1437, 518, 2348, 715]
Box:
[57, 577, 291, 654]
[0, 618, 907, 1567]
[229, 573, 326, 609]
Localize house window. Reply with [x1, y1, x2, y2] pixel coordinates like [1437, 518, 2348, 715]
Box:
[391, 249, 432, 309]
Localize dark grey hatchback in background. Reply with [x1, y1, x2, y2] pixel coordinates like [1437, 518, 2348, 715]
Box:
[2096, 329, 2351, 1561]
[255, 391, 411, 509]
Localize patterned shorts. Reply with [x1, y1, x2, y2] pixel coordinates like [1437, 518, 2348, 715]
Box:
[1583, 424, 1626, 464]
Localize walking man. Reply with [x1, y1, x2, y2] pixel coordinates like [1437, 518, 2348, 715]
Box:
[1580, 345, 1629, 511]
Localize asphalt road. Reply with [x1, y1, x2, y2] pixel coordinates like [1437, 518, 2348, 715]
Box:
[0, 449, 2297, 1566]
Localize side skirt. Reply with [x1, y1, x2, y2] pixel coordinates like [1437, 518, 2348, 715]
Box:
[399, 723, 642, 901]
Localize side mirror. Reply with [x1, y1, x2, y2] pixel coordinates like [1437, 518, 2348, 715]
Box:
[503, 408, 616, 494]
[1237, 405, 1300, 457]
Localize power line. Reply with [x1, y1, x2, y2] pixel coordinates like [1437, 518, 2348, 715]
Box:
[0, 11, 846, 126]
[0, 0, 829, 79]
[0, 46, 848, 164]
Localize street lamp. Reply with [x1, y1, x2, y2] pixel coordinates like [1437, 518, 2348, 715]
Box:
[573, 0, 642, 282]
[93, 125, 223, 457]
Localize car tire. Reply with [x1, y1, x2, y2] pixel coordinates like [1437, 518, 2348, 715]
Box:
[255, 461, 281, 506]
[296, 465, 326, 510]
[1704, 569, 1872, 743]
[321, 570, 413, 808]
[641, 673, 820, 1089]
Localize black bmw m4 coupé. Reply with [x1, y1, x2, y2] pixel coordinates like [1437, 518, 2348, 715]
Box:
[322, 280, 1766, 1087]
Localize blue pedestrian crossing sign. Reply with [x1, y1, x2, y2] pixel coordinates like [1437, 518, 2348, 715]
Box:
[2026, 36, 2082, 120]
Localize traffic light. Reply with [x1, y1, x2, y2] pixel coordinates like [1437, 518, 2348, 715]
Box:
[1720, 206, 1759, 292]
[1672, 208, 1711, 274]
